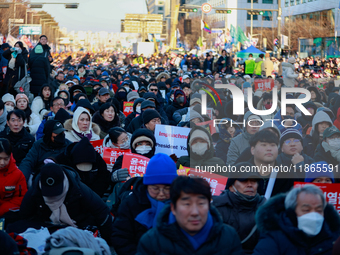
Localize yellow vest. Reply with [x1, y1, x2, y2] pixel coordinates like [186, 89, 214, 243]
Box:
[245, 59, 255, 74]
[254, 60, 263, 75]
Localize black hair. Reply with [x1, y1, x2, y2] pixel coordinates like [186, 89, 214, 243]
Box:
[275, 78, 284, 87]
[15, 102, 32, 124]
[99, 102, 117, 115]
[40, 35, 47, 39]
[259, 54, 264, 58]
[0, 138, 12, 156]
[170, 176, 211, 208]
[51, 96, 65, 106]
[107, 127, 127, 144]
[7, 109, 26, 122]
[14, 41, 24, 49]
[249, 53, 253, 57]
[249, 129, 279, 148]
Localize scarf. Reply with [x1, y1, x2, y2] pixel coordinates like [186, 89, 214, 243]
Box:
[78, 69, 86, 78]
[72, 129, 93, 141]
[42, 173, 77, 227]
[135, 193, 168, 229]
[322, 141, 340, 162]
[168, 211, 214, 250]
[8, 57, 16, 70]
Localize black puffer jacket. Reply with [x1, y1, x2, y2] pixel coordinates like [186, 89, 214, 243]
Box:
[19, 167, 114, 246]
[213, 190, 266, 254]
[92, 110, 120, 139]
[136, 204, 244, 255]
[253, 194, 340, 255]
[112, 178, 152, 255]
[0, 126, 35, 165]
[124, 98, 144, 130]
[314, 143, 339, 166]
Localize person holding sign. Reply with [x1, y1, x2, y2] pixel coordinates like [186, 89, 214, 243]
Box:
[253, 185, 340, 255]
[92, 103, 121, 139]
[112, 153, 178, 255]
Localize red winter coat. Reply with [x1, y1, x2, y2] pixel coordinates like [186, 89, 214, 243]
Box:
[0, 155, 27, 216]
[334, 108, 340, 131]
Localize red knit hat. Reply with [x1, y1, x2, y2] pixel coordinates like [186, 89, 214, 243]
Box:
[15, 93, 29, 102]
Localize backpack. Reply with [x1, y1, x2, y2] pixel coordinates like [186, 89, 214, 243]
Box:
[106, 177, 142, 218]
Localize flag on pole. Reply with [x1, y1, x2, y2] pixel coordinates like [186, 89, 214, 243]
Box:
[237, 26, 249, 45]
[201, 20, 211, 34]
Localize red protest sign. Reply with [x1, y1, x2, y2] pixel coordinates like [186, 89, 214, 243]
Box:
[254, 78, 274, 91]
[123, 101, 134, 117]
[122, 153, 150, 177]
[294, 182, 340, 214]
[102, 147, 131, 166]
[189, 170, 228, 196]
[196, 120, 216, 134]
[90, 139, 104, 155]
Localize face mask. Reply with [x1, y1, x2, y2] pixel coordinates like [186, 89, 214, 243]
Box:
[119, 140, 130, 150]
[191, 142, 208, 156]
[328, 138, 340, 150]
[297, 212, 324, 236]
[136, 106, 141, 113]
[14, 47, 20, 51]
[76, 163, 93, 172]
[139, 92, 145, 98]
[230, 79, 236, 84]
[53, 132, 65, 145]
[5, 105, 14, 112]
[177, 96, 184, 104]
[264, 103, 272, 110]
[84, 86, 93, 96]
[135, 145, 152, 155]
[124, 87, 131, 92]
[118, 92, 127, 99]
[232, 185, 259, 202]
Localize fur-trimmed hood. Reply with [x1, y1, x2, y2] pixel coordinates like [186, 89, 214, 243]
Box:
[156, 72, 170, 83]
[64, 118, 101, 136]
[256, 194, 340, 234]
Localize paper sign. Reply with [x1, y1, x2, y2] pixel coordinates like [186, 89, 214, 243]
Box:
[155, 124, 191, 158]
[123, 101, 134, 117]
[206, 108, 213, 120]
[177, 165, 191, 176]
[196, 120, 217, 135]
[90, 139, 104, 155]
[254, 78, 274, 91]
[334, 80, 340, 87]
[102, 147, 131, 168]
[294, 182, 340, 215]
[189, 170, 228, 196]
[122, 152, 150, 177]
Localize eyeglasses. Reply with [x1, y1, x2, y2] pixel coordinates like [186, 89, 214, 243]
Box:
[284, 139, 300, 145]
[148, 186, 170, 195]
[150, 89, 158, 92]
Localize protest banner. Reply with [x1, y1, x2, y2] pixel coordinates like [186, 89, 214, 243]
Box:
[254, 78, 274, 91]
[206, 108, 213, 120]
[90, 139, 104, 155]
[196, 120, 217, 134]
[294, 182, 340, 214]
[189, 170, 228, 196]
[123, 101, 134, 117]
[335, 80, 340, 87]
[177, 164, 192, 176]
[155, 124, 191, 158]
[102, 147, 131, 168]
[122, 152, 150, 177]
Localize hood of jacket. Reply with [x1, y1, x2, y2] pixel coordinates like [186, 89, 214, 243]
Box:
[64, 118, 101, 136]
[187, 125, 214, 160]
[310, 111, 333, 136]
[256, 194, 340, 237]
[133, 98, 145, 112]
[130, 128, 156, 159]
[255, 57, 263, 63]
[282, 62, 295, 71]
[244, 111, 263, 132]
[217, 118, 242, 143]
[0, 154, 17, 174]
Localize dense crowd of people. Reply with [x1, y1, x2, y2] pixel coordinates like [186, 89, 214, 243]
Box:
[1, 34, 340, 254]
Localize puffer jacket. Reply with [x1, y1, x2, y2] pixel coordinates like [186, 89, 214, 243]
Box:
[64, 119, 101, 142]
[253, 194, 340, 255]
[0, 155, 27, 216]
[282, 62, 298, 87]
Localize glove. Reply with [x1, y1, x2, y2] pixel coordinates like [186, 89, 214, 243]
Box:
[107, 164, 113, 172]
[111, 168, 129, 182]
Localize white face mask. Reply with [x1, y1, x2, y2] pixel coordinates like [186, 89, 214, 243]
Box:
[191, 142, 208, 156]
[5, 105, 14, 112]
[76, 163, 93, 172]
[135, 145, 152, 155]
[297, 212, 324, 236]
[119, 140, 130, 150]
[230, 79, 236, 84]
[328, 138, 340, 150]
[14, 47, 20, 51]
[136, 106, 141, 114]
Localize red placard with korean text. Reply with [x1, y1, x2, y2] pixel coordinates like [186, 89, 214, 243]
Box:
[90, 139, 104, 155]
[254, 78, 275, 91]
[294, 182, 340, 215]
[102, 147, 131, 167]
[196, 120, 217, 135]
[122, 153, 150, 177]
[123, 101, 134, 117]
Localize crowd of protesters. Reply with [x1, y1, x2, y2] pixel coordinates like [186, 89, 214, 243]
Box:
[1, 34, 340, 254]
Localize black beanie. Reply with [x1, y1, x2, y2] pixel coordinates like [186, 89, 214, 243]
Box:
[142, 109, 161, 125]
[225, 162, 263, 190]
[71, 137, 97, 164]
[55, 108, 71, 124]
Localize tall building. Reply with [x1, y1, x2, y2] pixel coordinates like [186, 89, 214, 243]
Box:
[147, 0, 166, 15]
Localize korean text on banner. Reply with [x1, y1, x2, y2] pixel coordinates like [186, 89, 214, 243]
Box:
[189, 170, 228, 196]
[123, 101, 134, 117]
[122, 152, 150, 177]
[90, 139, 104, 155]
[254, 78, 274, 91]
[294, 182, 340, 214]
[155, 124, 191, 158]
[102, 147, 131, 168]
[196, 120, 217, 135]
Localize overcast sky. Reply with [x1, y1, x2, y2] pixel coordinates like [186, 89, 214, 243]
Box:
[36, 0, 148, 33]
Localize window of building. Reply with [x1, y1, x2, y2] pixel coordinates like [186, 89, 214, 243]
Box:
[158, 6, 163, 10]
[296, 0, 300, 4]
[263, 11, 273, 21]
[247, 14, 258, 20]
[285, 0, 289, 6]
[302, 0, 306, 2]
[247, 0, 259, 3]
[263, 0, 273, 3]
[290, 0, 294, 5]
[158, 1, 164, 4]
[308, 0, 312, 2]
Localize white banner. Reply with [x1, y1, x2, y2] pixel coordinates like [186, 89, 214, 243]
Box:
[155, 124, 191, 158]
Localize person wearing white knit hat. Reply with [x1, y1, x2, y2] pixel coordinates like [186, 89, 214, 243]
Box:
[2, 93, 15, 112]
